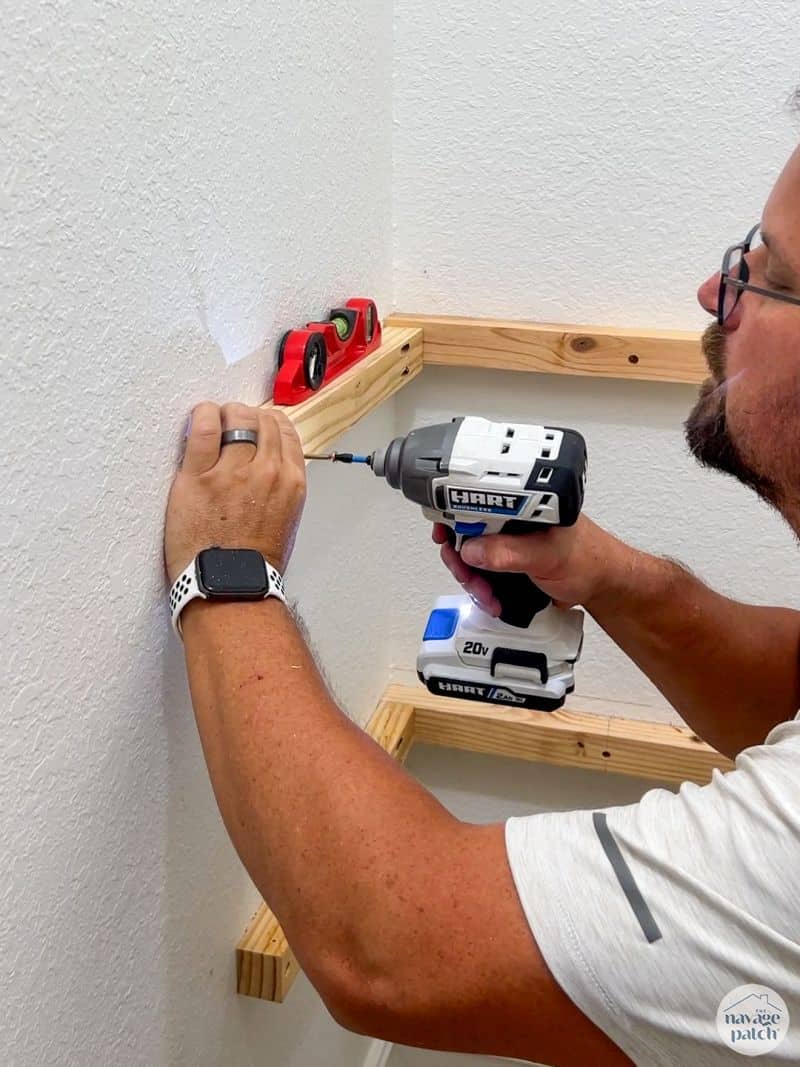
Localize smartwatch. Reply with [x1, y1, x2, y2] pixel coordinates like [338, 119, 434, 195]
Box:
[169, 547, 286, 637]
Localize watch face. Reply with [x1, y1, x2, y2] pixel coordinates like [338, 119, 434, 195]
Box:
[197, 548, 269, 598]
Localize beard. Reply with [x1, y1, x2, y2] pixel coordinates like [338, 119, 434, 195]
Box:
[684, 323, 781, 506]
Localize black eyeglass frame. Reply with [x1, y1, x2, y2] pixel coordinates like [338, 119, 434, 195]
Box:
[718, 223, 800, 325]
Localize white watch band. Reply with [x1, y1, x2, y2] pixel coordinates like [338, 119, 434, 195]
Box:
[169, 554, 286, 637]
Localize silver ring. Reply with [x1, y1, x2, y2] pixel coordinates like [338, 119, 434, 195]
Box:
[221, 428, 258, 447]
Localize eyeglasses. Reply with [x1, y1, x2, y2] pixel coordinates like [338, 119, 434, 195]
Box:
[718, 223, 800, 325]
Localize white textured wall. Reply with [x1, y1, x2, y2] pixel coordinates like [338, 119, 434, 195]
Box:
[394, 0, 798, 328]
[2, 3, 393, 1065]
[391, 1, 800, 724]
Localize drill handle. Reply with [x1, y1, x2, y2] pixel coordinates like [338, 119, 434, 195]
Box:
[476, 567, 552, 629]
[447, 530, 551, 628]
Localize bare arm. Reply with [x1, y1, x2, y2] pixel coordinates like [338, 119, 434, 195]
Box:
[585, 535, 800, 756]
[181, 595, 461, 1000]
[182, 596, 629, 1065]
[441, 516, 800, 758]
[165, 402, 630, 1067]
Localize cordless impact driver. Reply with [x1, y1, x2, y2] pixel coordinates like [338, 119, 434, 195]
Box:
[309, 416, 588, 711]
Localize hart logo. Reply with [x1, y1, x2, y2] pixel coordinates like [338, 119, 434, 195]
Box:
[430, 679, 526, 705]
[447, 487, 529, 515]
[435, 680, 487, 697]
[716, 985, 789, 1055]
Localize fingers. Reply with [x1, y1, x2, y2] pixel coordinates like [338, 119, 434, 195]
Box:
[440, 541, 502, 617]
[218, 403, 261, 471]
[440, 540, 471, 584]
[431, 523, 450, 545]
[254, 407, 285, 470]
[182, 403, 222, 474]
[182, 400, 304, 488]
[460, 534, 529, 572]
[270, 408, 305, 468]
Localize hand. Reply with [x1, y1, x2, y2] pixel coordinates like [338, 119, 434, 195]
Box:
[432, 514, 623, 614]
[164, 402, 306, 585]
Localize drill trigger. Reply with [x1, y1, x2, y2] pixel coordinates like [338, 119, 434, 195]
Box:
[454, 521, 487, 537]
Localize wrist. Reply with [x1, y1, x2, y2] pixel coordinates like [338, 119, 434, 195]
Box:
[168, 548, 287, 638]
[583, 529, 682, 618]
[181, 595, 289, 639]
[580, 523, 646, 614]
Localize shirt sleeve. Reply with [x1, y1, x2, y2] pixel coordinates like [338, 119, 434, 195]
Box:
[504, 719, 800, 1066]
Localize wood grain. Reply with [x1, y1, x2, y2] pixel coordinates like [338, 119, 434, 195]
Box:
[386, 682, 733, 786]
[236, 904, 297, 1002]
[386, 313, 706, 385]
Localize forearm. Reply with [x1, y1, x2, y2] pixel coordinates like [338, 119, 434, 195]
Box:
[587, 536, 800, 757]
[181, 596, 459, 1000]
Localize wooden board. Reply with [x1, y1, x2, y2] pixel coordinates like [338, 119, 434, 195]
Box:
[386, 313, 706, 386]
[386, 682, 733, 786]
[235, 700, 416, 1002]
[262, 325, 423, 456]
[236, 904, 298, 1003]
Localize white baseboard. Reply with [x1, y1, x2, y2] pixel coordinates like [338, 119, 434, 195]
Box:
[362, 1038, 394, 1067]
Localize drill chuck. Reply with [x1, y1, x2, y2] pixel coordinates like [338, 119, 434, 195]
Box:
[366, 442, 394, 483]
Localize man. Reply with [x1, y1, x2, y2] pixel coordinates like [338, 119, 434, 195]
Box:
[164, 144, 800, 1065]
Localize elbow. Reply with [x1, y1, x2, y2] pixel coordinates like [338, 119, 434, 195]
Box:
[326, 990, 409, 1046]
[325, 991, 379, 1039]
[315, 959, 403, 1042]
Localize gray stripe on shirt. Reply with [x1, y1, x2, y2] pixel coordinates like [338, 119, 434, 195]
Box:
[593, 811, 663, 944]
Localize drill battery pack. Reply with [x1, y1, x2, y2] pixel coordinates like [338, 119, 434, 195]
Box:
[416, 594, 584, 713]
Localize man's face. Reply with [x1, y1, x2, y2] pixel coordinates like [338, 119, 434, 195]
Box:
[686, 145, 800, 519]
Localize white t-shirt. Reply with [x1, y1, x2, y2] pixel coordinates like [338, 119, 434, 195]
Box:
[505, 715, 800, 1065]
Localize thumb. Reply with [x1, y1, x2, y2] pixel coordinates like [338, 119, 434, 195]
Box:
[460, 534, 530, 572]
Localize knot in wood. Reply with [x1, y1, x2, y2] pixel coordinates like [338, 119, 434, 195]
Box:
[571, 335, 597, 353]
